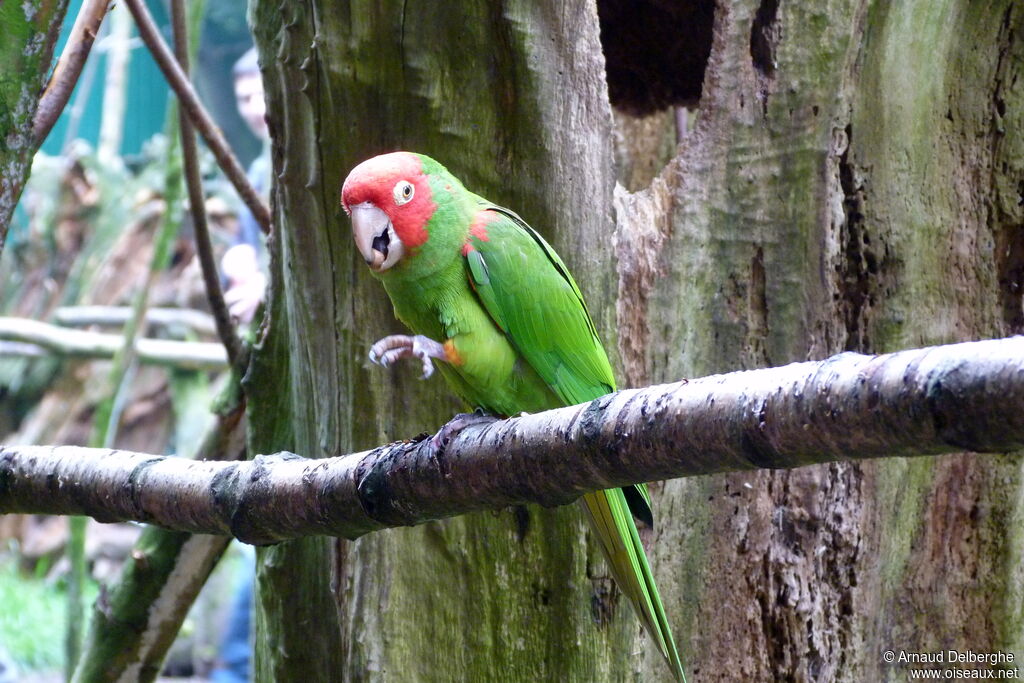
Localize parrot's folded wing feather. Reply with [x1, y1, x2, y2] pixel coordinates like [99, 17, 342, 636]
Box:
[465, 206, 615, 403]
[463, 206, 684, 681]
[465, 207, 654, 526]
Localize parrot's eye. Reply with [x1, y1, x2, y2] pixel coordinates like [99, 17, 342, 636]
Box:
[393, 181, 415, 206]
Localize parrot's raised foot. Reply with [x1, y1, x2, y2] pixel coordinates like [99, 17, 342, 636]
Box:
[369, 334, 446, 379]
[431, 410, 498, 451]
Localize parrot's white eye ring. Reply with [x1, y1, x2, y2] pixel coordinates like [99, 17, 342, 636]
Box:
[393, 181, 415, 206]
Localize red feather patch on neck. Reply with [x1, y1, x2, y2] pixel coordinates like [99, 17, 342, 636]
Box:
[462, 210, 497, 256]
[341, 152, 435, 249]
[468, 209, 497, 242]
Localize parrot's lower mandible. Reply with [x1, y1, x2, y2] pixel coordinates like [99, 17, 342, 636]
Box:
[342, 151, 686, 682]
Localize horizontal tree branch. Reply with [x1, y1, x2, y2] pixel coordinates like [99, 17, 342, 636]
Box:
[2, 337, 1022, 543]
[54, 306, 217, 337]
[0, 341, 48, 358]
[0, 317, 226, 370]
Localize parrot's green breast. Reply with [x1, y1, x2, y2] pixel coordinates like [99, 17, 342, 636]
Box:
[368, 165, 578, 416]
[382, 251, 563, 417]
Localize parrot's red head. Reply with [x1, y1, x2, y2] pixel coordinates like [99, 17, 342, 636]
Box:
[341, 152, 437, 272]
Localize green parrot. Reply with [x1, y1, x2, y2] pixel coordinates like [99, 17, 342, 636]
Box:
[342, 151, 685, 682]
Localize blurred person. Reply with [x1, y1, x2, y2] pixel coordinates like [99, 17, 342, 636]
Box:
[220, 47, 270, 325]
[233, 48, 268, 141]
[221, 242, 265, 324]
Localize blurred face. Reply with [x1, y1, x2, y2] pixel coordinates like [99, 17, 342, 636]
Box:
[234, 73, 268, 140]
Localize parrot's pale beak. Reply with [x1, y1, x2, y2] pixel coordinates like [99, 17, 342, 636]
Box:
[349, 202, 404, 272]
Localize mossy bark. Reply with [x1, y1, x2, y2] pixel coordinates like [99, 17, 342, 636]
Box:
[0, 0, 69, 253]
[247, 1, 638, 680]
[616, 1, 1024, 680]
[249, 0, 1024, 681]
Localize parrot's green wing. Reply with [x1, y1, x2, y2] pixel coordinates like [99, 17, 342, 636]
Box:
[464, 207, 614, 404]
[464, 205, 654, 519]
[464, 206, 685, 682]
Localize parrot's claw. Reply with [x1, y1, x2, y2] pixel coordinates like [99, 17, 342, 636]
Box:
[368, 334, 446, 379]
[431, 410, 498, 451]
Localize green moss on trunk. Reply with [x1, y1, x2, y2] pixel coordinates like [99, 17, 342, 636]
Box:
[247, 0, 645, 680]
[0, 0, 69, 253]
[247, 0, 1024, 679]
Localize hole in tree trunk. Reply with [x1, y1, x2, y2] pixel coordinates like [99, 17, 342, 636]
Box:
[596, 0, 715, 116]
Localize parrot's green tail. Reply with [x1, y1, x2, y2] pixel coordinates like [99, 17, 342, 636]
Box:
[580, 489, 686, 683]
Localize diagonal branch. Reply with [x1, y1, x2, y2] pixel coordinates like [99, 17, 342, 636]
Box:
[2, 337, 1023, 543]
[169, 0, 243, 367]
[2, 1, 73, 251]
[72, 377, 247, 683]
[122, 0, 272, 236]
[32, 0, 113, 146]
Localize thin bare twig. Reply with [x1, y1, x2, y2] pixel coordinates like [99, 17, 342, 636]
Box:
[123, 0, 272, 236]
[96, 5, 132, 160]
[170, 0, 242, 367]
[32, 0, 113, 146]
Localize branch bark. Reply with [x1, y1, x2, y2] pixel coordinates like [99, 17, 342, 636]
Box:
[32, 0, 112, 146]
[3, 338, 1021, 544]
[0, 317, 226, 369]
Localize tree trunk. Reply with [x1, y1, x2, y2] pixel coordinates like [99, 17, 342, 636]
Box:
[248, 0, 1024, 681]
[0, 0, 69, 252]
[248, 0, 636, 679]
[616, 1, 1024, 681]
